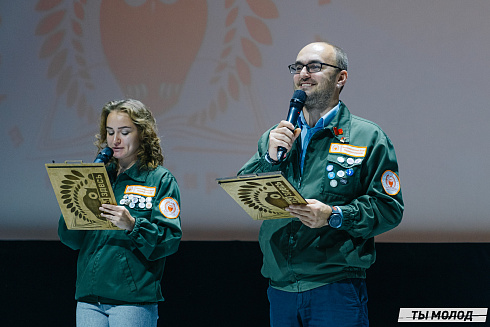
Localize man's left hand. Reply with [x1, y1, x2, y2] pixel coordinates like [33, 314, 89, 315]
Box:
[286, 199, 332, 228]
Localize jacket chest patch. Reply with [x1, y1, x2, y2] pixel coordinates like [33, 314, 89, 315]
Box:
[329, 143, 367, 157]
[121, 185, 156, 209]
[124, 185, 156, 197]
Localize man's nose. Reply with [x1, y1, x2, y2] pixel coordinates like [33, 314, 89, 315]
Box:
[299, 66, 310, 78]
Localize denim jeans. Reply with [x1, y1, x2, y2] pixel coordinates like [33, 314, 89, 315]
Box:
[267, 278, 369, 327]
[76, 301, 158, 327]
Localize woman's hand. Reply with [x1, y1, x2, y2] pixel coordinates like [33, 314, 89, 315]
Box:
[99, 204, 136, 231]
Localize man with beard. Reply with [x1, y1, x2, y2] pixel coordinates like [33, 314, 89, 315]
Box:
[239, 42, 404, 326]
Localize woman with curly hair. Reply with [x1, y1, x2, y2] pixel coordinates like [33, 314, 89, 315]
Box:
[58, 99, 182, 327]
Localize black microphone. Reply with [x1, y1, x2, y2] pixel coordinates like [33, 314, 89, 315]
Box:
[94, 147, 114, 164]
[276, 90, 307, 161]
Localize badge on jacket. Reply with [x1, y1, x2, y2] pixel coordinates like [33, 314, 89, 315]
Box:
[381, 170, 401, 195]
[159, 197, 180, 219]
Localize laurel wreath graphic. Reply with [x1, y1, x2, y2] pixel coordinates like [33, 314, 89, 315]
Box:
[35, 0, 97, 124]
[34, 0, 280, 124]
[192, 0, 278, 123]
[34, 0, 330, 124]
[194, 0, 330, 122]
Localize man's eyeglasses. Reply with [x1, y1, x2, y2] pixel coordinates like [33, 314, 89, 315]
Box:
[288, 62, 342, 74]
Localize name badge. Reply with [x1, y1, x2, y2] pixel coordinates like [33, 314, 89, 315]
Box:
[329, 143, 367, 157]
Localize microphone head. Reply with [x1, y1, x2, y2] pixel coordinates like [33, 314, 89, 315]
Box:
[94, 147, 114, 163]
[291, 90, 307, 104]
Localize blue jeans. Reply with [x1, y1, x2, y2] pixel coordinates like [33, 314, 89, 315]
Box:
[76, 301, 158, 327]
[267, 278, 369, 327]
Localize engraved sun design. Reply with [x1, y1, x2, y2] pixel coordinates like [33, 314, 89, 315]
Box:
[59, 170, 103, 226]
[237, 181, 289, 214]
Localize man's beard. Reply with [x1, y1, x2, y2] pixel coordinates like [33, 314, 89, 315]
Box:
[305, 87, 333, 111]
[302, 75, 336, 114]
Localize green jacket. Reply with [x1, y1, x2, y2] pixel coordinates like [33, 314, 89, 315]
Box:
[58, 162, 182, 304]
[239, 102, 403, 292]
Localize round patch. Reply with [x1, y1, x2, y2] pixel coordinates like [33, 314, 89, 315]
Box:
[381, 170, 400, 195]
[159, 197, 180, 219]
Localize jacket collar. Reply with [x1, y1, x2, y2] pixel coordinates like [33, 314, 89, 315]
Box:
[108, 160, 149, 182]
[324, 101, 351, 144]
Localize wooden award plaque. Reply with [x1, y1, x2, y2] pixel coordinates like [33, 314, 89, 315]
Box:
[46, 162, 120, 230]
[217, 172, 307, 220]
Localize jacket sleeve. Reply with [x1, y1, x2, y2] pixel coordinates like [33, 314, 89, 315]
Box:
[125, 173, 182, 261]
[339, 133, 404, 239]
[58, 215, 86, 250]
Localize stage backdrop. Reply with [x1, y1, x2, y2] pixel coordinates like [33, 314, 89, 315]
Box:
[1, 0, 489, 241]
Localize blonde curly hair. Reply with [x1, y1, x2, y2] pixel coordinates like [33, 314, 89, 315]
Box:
[95, 99, 164, 169]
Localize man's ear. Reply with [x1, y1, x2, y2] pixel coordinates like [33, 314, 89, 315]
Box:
[337, 70, 348, 88]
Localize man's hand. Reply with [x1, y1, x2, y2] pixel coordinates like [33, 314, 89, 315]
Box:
[268, 120, 301, 160]
[286, 199, 333, 228]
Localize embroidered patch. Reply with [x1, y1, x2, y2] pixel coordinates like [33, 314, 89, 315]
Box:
[124, 185, 156, 197]
[159, 197, 180, 219]
[381, 170, 400, 195]
[329, 143, 367, 157]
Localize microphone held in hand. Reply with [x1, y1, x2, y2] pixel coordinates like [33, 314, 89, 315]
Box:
[94, 147, 114, 164]
[276, 90, 307, 161]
